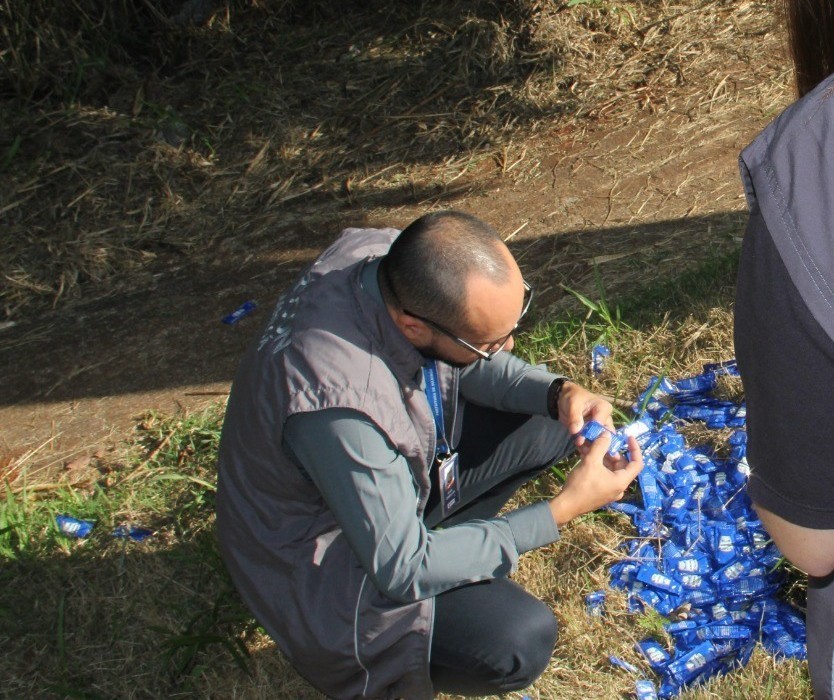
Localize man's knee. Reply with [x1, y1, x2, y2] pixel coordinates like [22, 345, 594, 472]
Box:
[493, 602, 558, 689]
[524, 413, 574, 467]
[430, 580, 558, 694]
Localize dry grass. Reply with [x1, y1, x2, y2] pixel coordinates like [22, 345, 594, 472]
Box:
[0, 295, 813, 698]
[0, 0, 786, 319]
[0, 1, 809, 698]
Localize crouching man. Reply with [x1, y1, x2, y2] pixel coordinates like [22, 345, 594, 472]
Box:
[216, 210, 642, 698]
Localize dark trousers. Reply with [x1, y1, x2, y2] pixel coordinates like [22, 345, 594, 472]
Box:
[423, 402, 573, 695]
[809, 574, 834, 700]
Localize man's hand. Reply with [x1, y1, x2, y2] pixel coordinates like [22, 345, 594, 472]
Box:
[556, 381, 615, 444]
[548, 433, 643, 527]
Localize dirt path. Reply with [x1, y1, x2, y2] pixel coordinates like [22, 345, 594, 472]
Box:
[0, 93, 775, 483]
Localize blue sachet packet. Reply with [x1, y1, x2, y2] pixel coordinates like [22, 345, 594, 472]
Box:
[56, 514, 94, 539]
[222, 299, 257, 325]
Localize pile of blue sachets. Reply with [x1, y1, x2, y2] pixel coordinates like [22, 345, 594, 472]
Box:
[581, 359, 806, 698]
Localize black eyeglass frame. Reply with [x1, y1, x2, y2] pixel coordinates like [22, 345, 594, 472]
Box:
[402, 280, 534, 361]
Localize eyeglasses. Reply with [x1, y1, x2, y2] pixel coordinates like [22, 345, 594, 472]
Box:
[403, 280, 534, 361]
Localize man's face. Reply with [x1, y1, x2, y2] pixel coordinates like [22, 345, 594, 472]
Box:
[418, 340, 480, 369]
[417, 245, 528, 368]
[418, 312, 520, 369]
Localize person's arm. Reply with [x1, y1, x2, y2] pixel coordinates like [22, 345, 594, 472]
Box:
[283, 408, 560, 603]
[753, 503, 834, 577]
[458, 351, 557, 415]
[460, 351, 615, 438]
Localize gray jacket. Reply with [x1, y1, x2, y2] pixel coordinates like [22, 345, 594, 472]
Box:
[739, 72, 834, 344]
[216, 228, 559, 698]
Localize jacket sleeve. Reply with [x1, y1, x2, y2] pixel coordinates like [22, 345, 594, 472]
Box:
[458, 351, 565, 416]
[283, 407, 559, 603]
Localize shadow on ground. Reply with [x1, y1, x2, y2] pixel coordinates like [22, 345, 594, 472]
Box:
[0, 210, 745, 408]
[0, 530, 326, 699]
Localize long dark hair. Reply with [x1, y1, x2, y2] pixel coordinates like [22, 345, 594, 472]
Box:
[786, 0, 834, 96]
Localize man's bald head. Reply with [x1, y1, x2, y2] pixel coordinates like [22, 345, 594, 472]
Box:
[379, 211, 512, 329]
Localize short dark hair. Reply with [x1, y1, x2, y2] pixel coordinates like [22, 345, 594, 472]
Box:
[379, 210, 511, 329]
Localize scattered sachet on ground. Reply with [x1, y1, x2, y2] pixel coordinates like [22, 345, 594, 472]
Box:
[55, 514, 95, 539]
[609, 655, 640, 674]
[635, 678, 660, 700]
[221, 299, 257, 325]
[55, 515, 154, 543]
[112, 524, 154, 542]
[581, 359, 806, 698]
[585, 589, 606, 617]
[591, 344, 611, 374]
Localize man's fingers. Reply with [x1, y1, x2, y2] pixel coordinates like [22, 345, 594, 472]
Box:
[585, 429, 612, 458]
[592, 405, 615, 431]
[568, 402, 595, 434]
[568, 398, 614, 433]
[626, 436, 643, 465]
[616, 440, 644, 484]
[604, 452, 628, 471]
[568, 415, 585, 436]
[621, 457, 644, 481]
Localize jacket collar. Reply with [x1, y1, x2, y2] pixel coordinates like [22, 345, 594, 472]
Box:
[355, 257, 426, 385]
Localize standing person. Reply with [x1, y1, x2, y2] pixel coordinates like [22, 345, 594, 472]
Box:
[734, 2, 834, 697]
[216, 210, 643, 699]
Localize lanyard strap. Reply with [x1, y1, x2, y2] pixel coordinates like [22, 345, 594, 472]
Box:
[422, 360, 450, 456]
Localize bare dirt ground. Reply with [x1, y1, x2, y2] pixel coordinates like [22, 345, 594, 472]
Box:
[0, 0, 788, 485]
[0, 4, 804, 696]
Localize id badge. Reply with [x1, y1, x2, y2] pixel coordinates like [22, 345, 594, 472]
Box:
[437, 452, 461, 518]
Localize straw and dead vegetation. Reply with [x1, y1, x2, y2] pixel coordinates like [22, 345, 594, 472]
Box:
[2, 0, 786, 319]
[1, 298, 811, 699]
[1, 0, 809, 698]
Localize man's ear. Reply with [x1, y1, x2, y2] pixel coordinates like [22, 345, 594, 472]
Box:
[392, 309, 432, 346]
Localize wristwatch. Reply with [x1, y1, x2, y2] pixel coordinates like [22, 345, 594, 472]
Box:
[548, 377, 571, 419]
